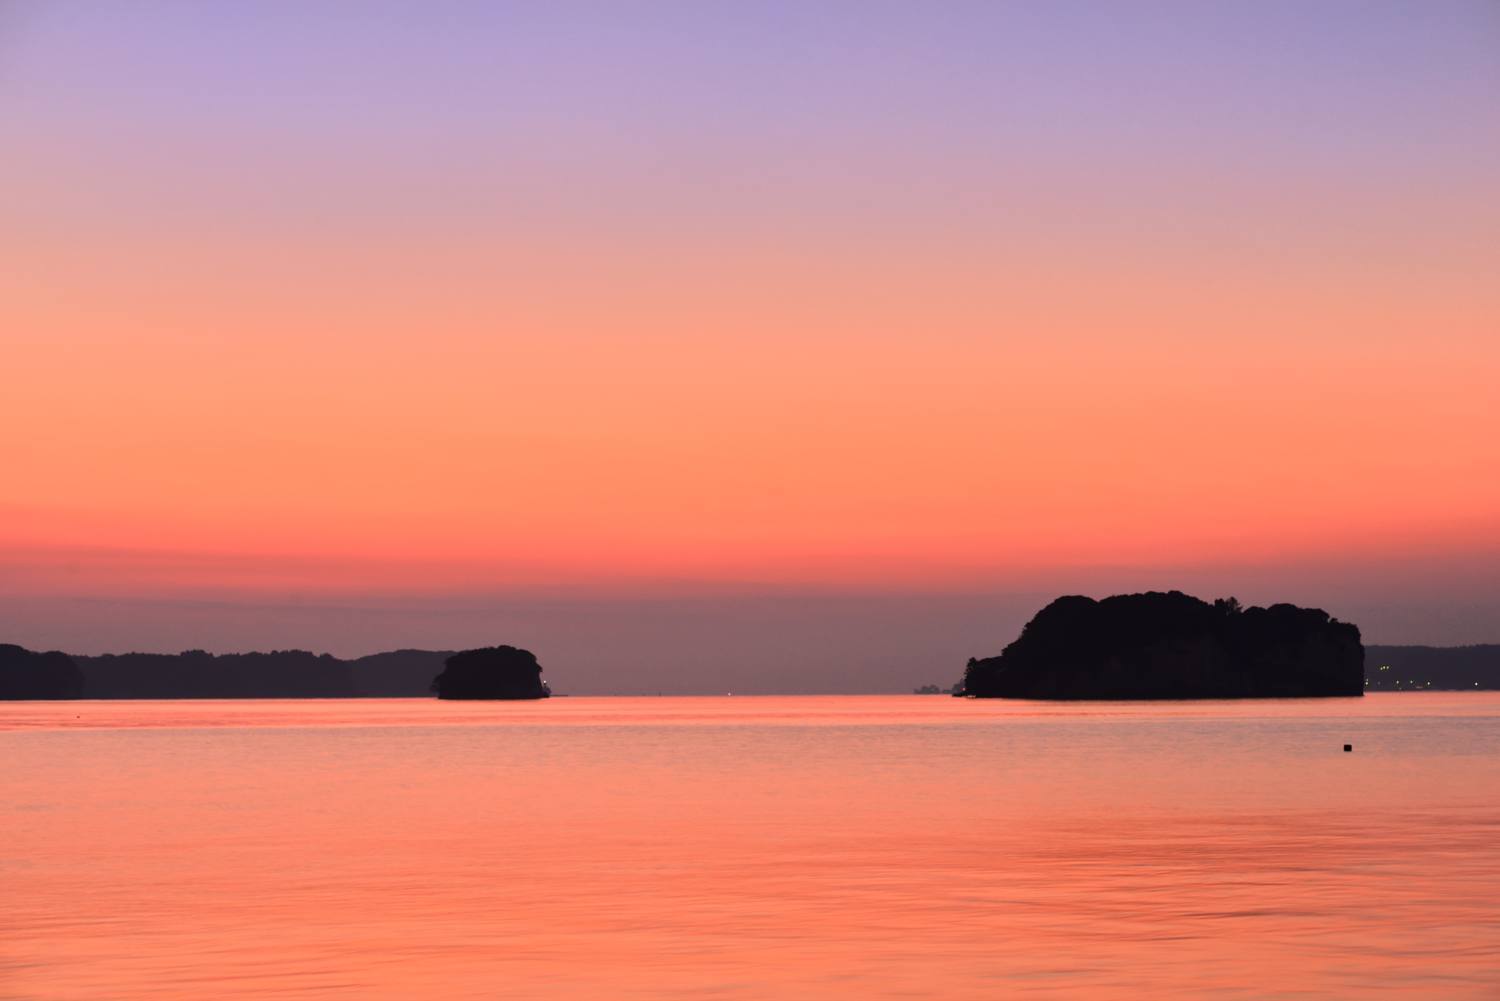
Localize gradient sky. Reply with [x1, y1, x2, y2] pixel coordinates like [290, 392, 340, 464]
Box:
[3, 2, 1498, 689]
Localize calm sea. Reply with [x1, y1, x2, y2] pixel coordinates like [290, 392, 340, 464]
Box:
[3, 694, 1498, 999]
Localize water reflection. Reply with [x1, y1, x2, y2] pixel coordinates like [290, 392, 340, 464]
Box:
[4, 694, 1498, 998]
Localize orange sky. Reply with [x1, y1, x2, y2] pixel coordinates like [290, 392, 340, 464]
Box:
[6, 184, 1496, 595]
[2, 3, 1497, 655]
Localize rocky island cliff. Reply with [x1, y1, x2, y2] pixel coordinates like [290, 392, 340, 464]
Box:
[431, 646, 551, 700]
[962, 591, 1364, 699]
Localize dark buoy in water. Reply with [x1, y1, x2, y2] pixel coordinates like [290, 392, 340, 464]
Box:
[1343, 744, 1352, 752]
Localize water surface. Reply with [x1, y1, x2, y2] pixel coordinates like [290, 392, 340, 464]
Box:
[4, 694, 1498, 998]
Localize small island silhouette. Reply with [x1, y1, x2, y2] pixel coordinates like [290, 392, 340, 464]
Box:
[962, 591, 1364, 699]
[0, 645, 547, 700]
[430, 646, 551, 700]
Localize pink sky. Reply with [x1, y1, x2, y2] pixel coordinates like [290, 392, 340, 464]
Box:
[2, 3, 1497, 678]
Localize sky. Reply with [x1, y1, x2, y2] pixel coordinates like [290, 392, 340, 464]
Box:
[2, 2, 1498, 691]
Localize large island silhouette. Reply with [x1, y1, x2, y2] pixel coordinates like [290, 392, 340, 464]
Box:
[962, 591, 1365, 699]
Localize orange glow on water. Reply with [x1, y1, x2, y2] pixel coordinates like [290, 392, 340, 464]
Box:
[5, 695, 1500, 998]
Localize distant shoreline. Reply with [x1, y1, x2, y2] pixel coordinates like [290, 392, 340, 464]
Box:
[4, 642, 1498, 700]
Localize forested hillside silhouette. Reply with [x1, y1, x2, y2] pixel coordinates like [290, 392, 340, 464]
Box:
[963, 591, 1364, 699]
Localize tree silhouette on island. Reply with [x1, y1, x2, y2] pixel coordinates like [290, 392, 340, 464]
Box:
[430, 646, 551, 700]
[962, 591, 1364, 699]
[0, 644, 85, 700]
